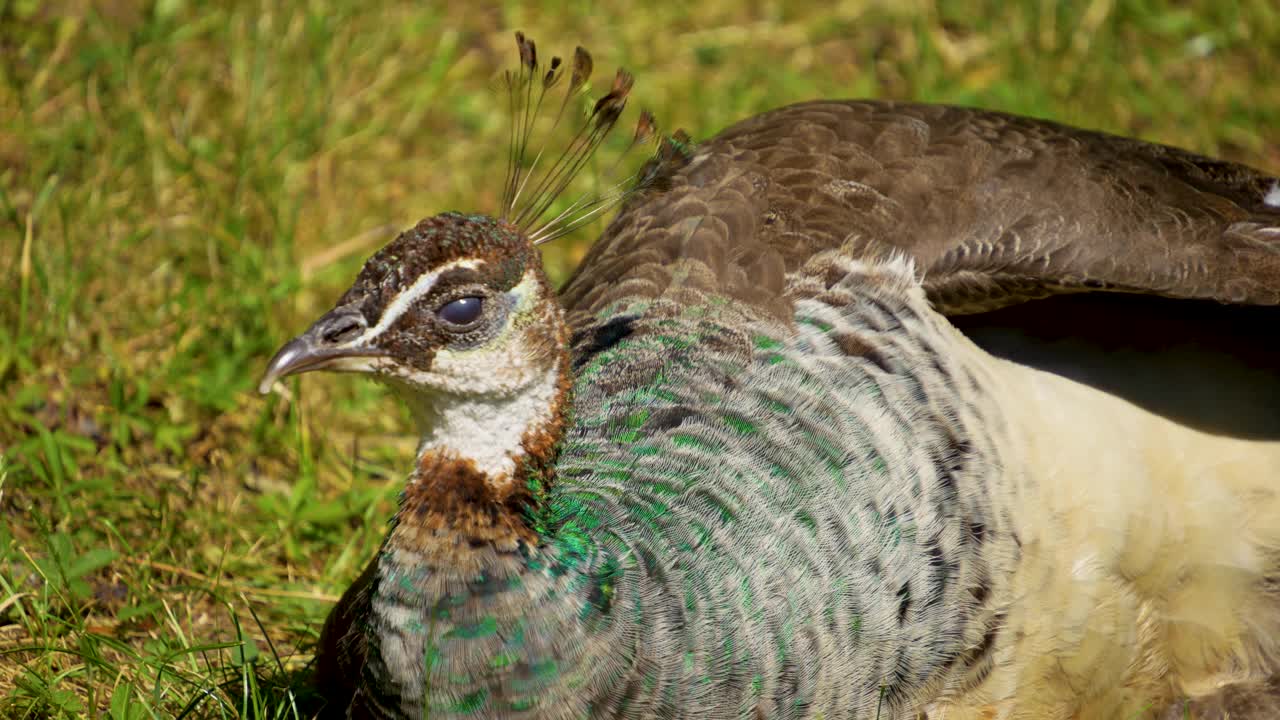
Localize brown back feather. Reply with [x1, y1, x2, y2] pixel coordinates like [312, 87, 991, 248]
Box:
[560, 100, 1280, 328]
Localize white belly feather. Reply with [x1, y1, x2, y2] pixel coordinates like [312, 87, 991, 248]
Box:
[948, 357, 1280, 718]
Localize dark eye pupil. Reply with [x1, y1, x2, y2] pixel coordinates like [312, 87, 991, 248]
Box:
[438, 296, 484, 326]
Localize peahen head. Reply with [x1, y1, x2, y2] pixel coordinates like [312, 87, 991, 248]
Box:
[257, 211, 564, 401]
[259, 30, 667, 400]
[258, 34, 669, 554]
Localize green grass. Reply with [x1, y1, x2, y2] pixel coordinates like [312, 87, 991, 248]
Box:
[1, 0, 1277, 717]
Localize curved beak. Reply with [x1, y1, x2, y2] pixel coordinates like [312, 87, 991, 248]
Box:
[258, 307, 386, 395]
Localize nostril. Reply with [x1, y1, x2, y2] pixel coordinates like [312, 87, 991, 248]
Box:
[320, 314, 366, 344]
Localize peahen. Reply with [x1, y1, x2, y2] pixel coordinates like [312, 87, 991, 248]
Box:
[260, 32, 1280, 719]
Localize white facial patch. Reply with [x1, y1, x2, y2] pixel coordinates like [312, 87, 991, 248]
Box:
[1265, 181, 1280, 208]
[406, 360, 563, 478]
[357, 258, 483, 344]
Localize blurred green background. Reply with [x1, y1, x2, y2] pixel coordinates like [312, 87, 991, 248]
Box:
[1, 0, 1277, 716]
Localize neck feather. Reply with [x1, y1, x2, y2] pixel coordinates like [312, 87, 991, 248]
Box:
[389, 357, 571, 564]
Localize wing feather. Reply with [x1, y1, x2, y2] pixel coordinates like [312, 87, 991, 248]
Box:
[561, 100, 1280, 328]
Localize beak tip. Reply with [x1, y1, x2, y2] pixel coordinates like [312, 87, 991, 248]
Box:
[258, 341, 306, 397]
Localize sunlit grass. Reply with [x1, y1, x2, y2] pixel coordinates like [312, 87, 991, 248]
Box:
[1, 0, 1277, 716]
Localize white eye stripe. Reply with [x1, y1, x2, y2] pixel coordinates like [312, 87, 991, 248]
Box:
[355, 259, 482, 344]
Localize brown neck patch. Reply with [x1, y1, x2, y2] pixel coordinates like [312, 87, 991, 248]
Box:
[389, 451, 537, 565]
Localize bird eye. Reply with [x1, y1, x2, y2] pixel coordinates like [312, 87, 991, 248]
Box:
[437, 296, 484, 328]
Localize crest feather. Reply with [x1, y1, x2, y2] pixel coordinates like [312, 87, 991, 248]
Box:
[497, 31, 691, 246]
